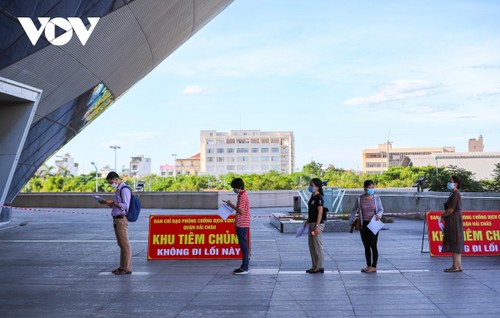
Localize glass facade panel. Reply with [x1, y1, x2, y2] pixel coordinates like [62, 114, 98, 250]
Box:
[7, 82, 114, 202]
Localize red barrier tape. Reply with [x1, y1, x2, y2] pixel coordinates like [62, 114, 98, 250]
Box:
[2, 205, 426, 218]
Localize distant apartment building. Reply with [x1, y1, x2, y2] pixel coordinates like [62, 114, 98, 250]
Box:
[160, 164, 175, 177]
[177, 153, 201, 175]
[200, 130, 295, 176]
[55, 153, 78, 176]
[468, 135, 484, 152]
[130, 155, 151, 177]
[362, 142, 455, 174]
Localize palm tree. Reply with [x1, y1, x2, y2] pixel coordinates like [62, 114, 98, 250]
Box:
[36, 163, 56, 180]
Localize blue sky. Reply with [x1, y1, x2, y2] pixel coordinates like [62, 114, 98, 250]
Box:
[52, 0, 500, 174]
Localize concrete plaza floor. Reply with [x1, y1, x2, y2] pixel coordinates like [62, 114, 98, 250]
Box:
[0, 206, 499, 317]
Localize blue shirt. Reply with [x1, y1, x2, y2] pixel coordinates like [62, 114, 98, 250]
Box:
[111, 182, 131, 216]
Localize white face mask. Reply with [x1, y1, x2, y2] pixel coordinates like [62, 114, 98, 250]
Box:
[110, 183, 118, 189]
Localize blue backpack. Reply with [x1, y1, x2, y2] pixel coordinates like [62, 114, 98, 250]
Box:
[120, 185, 141, 222]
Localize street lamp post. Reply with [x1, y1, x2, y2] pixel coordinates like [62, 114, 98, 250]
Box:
[435, 155, 439, 177]
[109, 145, 121, 171]
[172, 153, 177, 180]
[91, 162, 98, 192]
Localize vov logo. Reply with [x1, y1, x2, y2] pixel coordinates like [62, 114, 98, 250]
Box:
[18, 17, 100, 46]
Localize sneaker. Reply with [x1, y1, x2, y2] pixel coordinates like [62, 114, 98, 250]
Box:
[233, 268, 249, 275]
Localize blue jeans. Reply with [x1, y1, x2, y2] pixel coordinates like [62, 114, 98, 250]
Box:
[236, 227, 249, 271]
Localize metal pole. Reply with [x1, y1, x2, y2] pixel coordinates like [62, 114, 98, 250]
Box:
[435, 156, 439, 177]
[91, 162, 98, 192]
[109, 145, 121, 171]
[172, 153, 177, 180]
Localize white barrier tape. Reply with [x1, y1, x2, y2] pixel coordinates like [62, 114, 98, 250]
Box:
[1, 205, 108, 216]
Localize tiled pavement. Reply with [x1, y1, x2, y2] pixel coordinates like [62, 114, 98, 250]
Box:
[0, 206, 499, 317]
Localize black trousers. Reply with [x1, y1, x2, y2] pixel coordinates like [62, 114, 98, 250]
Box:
[360, 222, 379, 267]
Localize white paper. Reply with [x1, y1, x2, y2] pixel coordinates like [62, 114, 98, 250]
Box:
[296, 224, 309, 238]
[217, 203, 235, 220]
[92, 195, 104, 201]
[438, 216, 445, 232]
[367, 215, 384, 235]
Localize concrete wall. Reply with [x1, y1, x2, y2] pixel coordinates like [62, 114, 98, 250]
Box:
[341, 190, 500, 218]
[11, 190, 500, 214]
[12, 190, 298, 209]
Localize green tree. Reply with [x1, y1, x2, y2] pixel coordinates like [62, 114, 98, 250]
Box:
[303, 161, 323, 178]
[481, 162, 500, 192]
[425, 165, 483, 192]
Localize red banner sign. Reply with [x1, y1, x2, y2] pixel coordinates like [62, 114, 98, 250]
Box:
[426, 211, 500, 256]
[147, 215, 246, 260]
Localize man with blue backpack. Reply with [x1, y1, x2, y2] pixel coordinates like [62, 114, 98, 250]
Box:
[99, 172, 133, 275]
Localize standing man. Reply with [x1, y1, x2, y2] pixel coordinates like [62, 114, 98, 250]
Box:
[226, 178, 250, 275]
[99, 172, 132, 275]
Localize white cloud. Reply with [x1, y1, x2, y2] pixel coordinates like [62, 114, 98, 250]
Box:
[182, 85, 208, 94]
[470, 87, 500, 100]
[344, 80, 440, 106]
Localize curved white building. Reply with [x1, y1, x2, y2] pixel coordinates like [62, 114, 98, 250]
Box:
[0, 0, 233, 220]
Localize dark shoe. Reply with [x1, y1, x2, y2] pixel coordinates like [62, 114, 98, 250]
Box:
[233, 268, 249, 275]
[308, 268, 324, 274]
[306, 268, 314, 273]
[111, 267, 122, 274]
[114, 269, 132, 275]
[444, 267, 462, 272]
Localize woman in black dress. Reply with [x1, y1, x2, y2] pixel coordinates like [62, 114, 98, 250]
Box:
[442, 175, 464, 272]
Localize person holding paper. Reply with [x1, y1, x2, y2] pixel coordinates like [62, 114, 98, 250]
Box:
[225, 178, 251, 275]
[441, 175, 464, 272]
[97, 172, 132, 275]
[303, 178, 326, 274]
[350, 180, 384, 273]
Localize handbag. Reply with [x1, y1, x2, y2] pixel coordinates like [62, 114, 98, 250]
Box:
[350, 215, 361, 233]
[349, 195, 362, 233]
[354, 216, 361, 231]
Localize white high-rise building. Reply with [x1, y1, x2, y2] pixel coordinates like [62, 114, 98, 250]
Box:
[200, 130, 295, 176]
[55, 153, 79, 176]
[130, 155, 151, 177]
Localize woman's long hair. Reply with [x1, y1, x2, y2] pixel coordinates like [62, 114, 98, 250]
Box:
[310, 178, 324, 196]
[450, 175, 462, 190]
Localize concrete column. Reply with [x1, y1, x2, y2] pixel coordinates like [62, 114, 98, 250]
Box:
[0, 77, 42, 223]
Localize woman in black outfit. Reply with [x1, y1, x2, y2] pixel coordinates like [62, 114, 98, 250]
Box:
[304, 178, 326, 274]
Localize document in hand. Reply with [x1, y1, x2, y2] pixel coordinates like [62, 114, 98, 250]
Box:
[296, 224, 309, 238]
[92, 195, 104, 202]
[217, 203, 235, 220]
[438, 216, 445, 232]
[367, 215, 384, 235]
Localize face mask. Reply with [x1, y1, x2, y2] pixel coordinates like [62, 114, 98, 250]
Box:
[447, 182, 455, 190]
[308, 185, 314, 193]
[233, 189, 240, 194]
[110, 183, 118, 189]
[366, 188, 375, 195]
